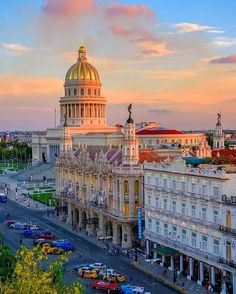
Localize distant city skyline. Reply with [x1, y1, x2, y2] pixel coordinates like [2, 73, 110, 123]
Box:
[0, 0, 236, 130]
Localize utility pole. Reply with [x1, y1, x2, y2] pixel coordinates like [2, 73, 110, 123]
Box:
[54, 109, 57, 128]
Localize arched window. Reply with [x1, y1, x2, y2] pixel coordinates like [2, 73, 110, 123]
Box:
[226, 241, 232, 261]
[98, 89, 100, 96]
[226, 211, 231, 229]
[88, 89, 91, 95]
[94, 89, 97, 96]
[74, 89, 77, 96]
[81, 88, 84, 95]
[134, 180, 139, 195]
[68, 89, 71, 96]
[108, 176, 112, 192]
[124, 180, 129, 194]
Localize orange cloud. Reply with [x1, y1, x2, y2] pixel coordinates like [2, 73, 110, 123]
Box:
[2, 43, 30, 52]
[137, 40, 172, 57]
[110, 25, 132, 36]
[0, 75, 62, 97]
[105, 4, 154, 18]
[42, 0, 94, 17]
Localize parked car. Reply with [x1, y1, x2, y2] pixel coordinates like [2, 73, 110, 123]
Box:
[41, 243, 64, 255]
[38, 230, 55, 239]
[79, 269, 98, 279]
[103, 274, 126, 283]
[20, 230, 39, 238]
[33, 238, 49, 246]
[9, 222, 26, 230]
[119, 285, 145, 294]
[52, 240, 74, 251]
[89, 262, 106, 271]
[72, 263, 89, 271]
[91, 281, 118, 291]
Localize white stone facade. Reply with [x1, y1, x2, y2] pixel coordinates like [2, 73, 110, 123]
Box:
[144, 159, 236, 293]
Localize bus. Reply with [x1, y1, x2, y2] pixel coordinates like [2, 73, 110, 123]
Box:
[0, 193, 7, 203]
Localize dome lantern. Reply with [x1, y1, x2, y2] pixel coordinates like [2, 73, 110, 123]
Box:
[78, 45, 87, 61]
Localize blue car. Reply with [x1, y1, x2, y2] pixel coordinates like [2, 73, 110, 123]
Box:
[52, 239, 74, 251]
[20, 230, 39, 238]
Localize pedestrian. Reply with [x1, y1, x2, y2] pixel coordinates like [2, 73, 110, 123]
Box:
[205, 282, 209, 293]
[173, 272, 177, 284]
[182, 282, 185, 292]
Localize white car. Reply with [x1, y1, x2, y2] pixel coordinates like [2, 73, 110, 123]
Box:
[124, 285, 145, 294]
[28, 224, 39, 230]
[145, 258, 162, 263]
[89, 262, 106, 271]
[99, 268, 116, 276]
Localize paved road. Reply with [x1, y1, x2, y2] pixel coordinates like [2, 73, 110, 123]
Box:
[0, 200, 178, 294]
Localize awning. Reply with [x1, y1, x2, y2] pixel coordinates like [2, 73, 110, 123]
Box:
[152, 247, 179, 257]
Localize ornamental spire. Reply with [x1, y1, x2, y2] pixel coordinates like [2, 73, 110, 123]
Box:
[78, 45, 87, 61]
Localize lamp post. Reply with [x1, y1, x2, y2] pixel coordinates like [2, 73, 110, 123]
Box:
[151, 261, 155, 294]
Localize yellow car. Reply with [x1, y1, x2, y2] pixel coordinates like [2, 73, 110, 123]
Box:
[41, 243, 64, 255]
[79, 270, 98, 279]
[103, 274, 126, 283]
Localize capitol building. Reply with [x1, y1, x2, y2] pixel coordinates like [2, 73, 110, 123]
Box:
[32, 46, 210, 164]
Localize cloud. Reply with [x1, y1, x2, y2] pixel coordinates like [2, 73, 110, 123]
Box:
[105, 4, 154, 18]
[212, 37, 236, 47]
[0, 75, 61, 97]
[42, 0, 94, 17]
[207, 30, 225, 34]
[137, 40, 172, 57]
[110, 25, 132, 37]
[209, 54, 236, 64]
[2, 43, 30, 52]
[148, 108, 172, 114]
[174, 22, 213, 33]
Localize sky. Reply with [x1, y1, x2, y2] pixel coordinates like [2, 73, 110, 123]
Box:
[0, 0, 236, 131]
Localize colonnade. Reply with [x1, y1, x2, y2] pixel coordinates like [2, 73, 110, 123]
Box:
[60, 103, 106, 119]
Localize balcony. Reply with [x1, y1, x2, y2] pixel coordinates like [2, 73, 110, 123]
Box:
[222, 195, 236, 205]
[219, 258, 236, 269]
[218, 225, 236, 235]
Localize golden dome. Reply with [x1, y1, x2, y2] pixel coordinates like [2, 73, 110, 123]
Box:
[65, 46, 100, 84]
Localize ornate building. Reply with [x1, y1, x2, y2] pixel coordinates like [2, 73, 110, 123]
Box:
[55, 108, 144, 249]
[213, 113, 225, 150]
[144, 159, 236, 293]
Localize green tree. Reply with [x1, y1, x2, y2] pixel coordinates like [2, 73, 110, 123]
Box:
[0, 246, 16, 282]
[0, 246, 83, 294]
[206, 133, 213, 148]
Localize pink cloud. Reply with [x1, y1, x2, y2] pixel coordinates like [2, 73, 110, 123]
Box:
[209, 54, 236, 64]
[42, 0, 94, 17]
[105, 4, 154, 18]
[110, 25, 132, 36]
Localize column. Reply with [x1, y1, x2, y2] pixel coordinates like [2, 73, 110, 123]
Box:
[112, 222, 118, 245]
[211, 266, 215, 286]
[179, 254, 183, 274]
[153, 243, 157, 259]
[78, 104, 81, 118]
[221, 270, 227, 294]
[146, 239, 151, 258]
[129, 179, 134, 217]
[197, 261, 204, 285]
[232, 272, 236, 294]
[75, 104, 77, 118]
[187, 257, 193, 280]
[160, 255, 165, 267]
[121, 225, 132, 249]
[98, 214, 105, 237]
[119, 180, 124, 215]
[168, 256, 174, 271]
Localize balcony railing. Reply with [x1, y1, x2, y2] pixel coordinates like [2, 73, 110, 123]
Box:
[218, 225, 236, 235]
[222, 195, 236, 205]
[219, 258, 236, 269]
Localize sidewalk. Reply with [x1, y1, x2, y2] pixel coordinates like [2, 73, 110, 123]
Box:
[3, 183, 214, 294]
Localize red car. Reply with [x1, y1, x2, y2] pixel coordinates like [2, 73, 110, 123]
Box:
[91, 281, 118, 291]
[38, 231, 56, 239]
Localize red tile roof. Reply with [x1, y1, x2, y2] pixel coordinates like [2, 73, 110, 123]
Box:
[136, 129, 184, 135]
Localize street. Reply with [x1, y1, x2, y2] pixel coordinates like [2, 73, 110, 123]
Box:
[0, 200, 178, 294]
